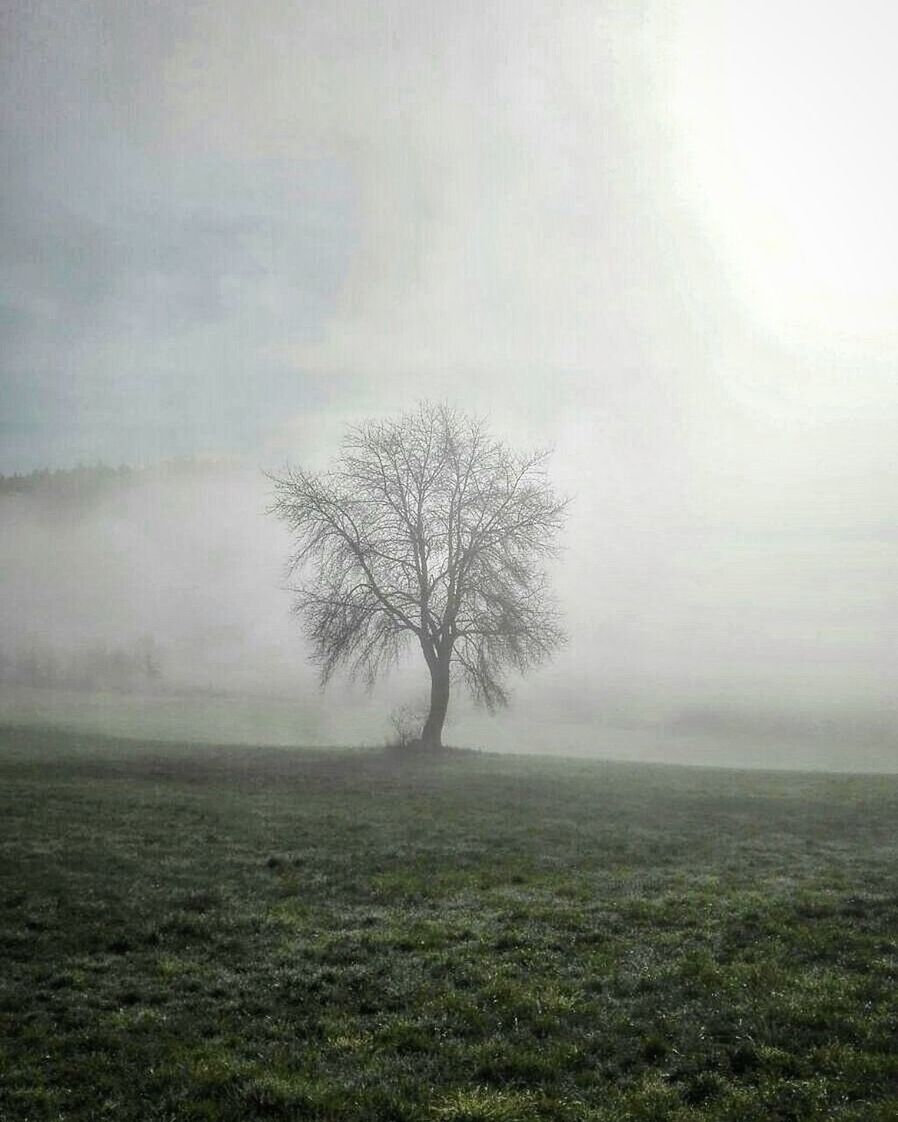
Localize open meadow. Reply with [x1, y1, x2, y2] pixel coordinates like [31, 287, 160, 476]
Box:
[2, 724, 898, 1121]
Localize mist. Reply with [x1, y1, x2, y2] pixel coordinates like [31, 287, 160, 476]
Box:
[2, 0, 896, 770]
[0, 458, 893, 771]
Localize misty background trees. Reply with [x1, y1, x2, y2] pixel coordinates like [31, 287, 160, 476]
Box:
[0, 635, 162, 693]
[270, 404, 567, 748]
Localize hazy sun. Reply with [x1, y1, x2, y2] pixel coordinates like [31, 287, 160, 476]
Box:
[671, 0, 898, 348]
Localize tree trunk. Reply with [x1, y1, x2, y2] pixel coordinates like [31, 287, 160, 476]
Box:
[420, 659, 450, 749]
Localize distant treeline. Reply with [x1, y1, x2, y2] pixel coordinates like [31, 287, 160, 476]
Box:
[0, 459, 225, 503]
[0, 636, 164, 693]
[0, 463, 135, 500]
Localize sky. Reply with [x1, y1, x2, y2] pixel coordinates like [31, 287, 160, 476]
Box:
[4, 0, 898, 467]
[1, 0, 896, 761]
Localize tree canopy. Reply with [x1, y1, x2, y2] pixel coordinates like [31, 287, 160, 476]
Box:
[270, 403, 567, 747]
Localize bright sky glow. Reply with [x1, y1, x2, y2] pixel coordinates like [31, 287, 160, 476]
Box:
[672, 1, 898, 349]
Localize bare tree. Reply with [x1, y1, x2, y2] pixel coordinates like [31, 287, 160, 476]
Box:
[269, 403, 567, 749]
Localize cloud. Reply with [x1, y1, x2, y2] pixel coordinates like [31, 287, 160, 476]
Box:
[1, 2, 360, 469]
[153, 2, 671, 413]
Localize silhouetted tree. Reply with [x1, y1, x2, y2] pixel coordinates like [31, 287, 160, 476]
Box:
[270, 403, 567, 748]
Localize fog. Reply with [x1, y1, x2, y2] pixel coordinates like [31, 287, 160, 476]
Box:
[2, 1, 896, 769]
[1, 461, 894, 770]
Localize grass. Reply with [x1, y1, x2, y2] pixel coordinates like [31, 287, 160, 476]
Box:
[0, 686, 328, 747]
[2, 724, 898, 1120]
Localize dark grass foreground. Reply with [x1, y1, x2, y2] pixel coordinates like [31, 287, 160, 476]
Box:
[2, 727, 898, 1121]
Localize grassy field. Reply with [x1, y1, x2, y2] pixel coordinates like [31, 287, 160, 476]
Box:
[2, 726, 898, 1121]
[0, 687, 328, 748]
